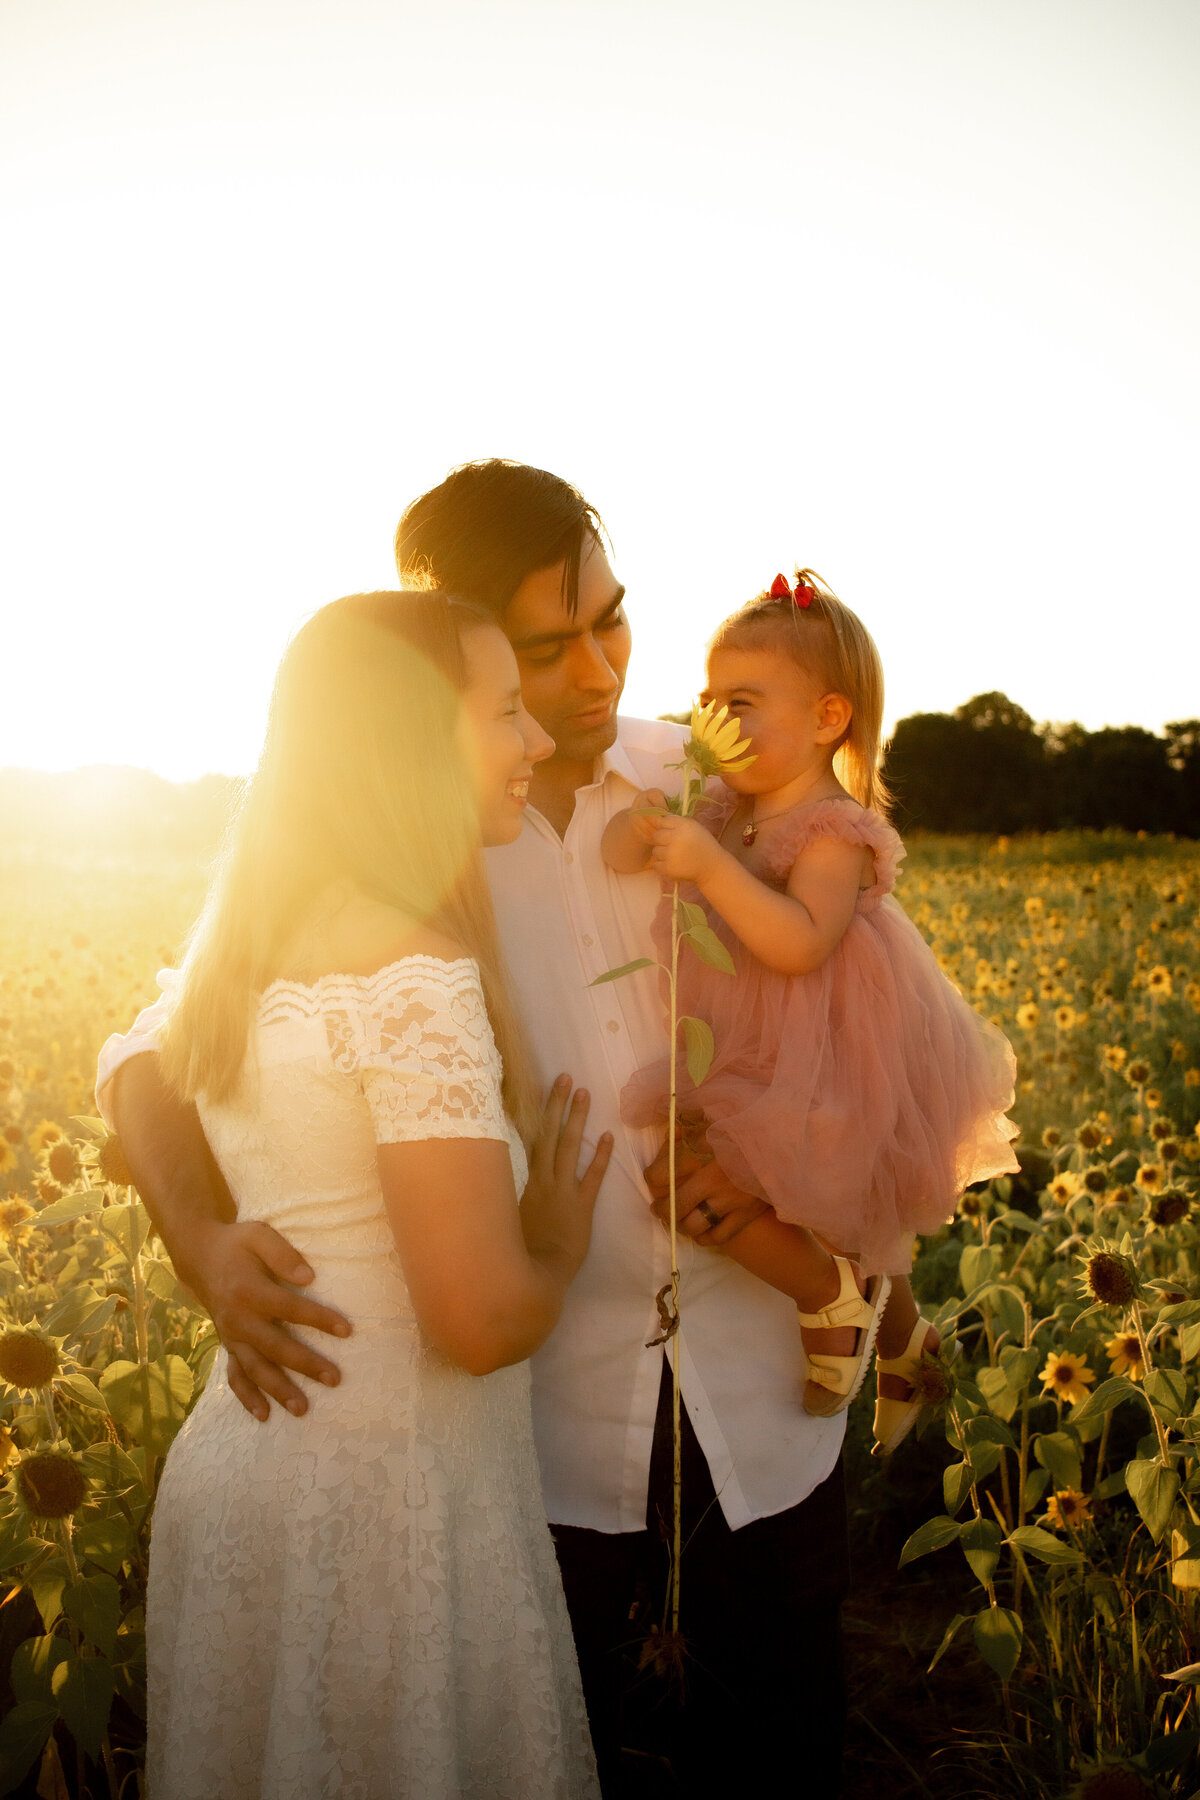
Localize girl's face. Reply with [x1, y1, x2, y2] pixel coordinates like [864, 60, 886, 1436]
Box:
[459, 625, 554, 844]
[702, 643, 847, 796]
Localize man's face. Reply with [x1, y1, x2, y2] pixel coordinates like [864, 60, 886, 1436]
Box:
[503, 536, 632, 765]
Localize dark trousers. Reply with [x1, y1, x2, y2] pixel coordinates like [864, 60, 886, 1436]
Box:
[552, 1358, 848, 1798]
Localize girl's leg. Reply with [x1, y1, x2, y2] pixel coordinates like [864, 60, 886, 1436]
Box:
[875, 1275, 939, 1400]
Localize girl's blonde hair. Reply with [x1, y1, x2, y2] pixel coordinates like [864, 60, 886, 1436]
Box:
[709, 569, 892, 816]
[161, 590, 539, 1142]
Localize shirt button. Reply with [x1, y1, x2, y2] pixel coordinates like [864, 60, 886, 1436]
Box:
[606, 1020, 620, 1033]
[565, 852, 575, 864]
[582, 934, 594, 947]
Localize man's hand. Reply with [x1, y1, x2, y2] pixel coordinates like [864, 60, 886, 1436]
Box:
[643, 1124, 768, 1247]
[179, 1219, 352, 1422]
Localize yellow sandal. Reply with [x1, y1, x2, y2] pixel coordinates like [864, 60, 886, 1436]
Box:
[872, 1316, 939, 1456]
[798, 1257, 892, 1418]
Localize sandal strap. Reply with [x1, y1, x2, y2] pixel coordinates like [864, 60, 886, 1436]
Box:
[795, 1255, 875, 1331]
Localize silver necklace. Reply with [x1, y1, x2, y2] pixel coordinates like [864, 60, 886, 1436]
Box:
[740, 803, 801, 847]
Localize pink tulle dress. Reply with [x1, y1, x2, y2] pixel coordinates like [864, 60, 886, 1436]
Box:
[621, 793, 1020, 1275]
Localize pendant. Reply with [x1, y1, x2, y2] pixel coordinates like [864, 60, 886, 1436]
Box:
[741, 821, 758, 847]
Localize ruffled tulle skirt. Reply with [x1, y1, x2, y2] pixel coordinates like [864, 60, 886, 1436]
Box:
[622, 892, 1019, 1275]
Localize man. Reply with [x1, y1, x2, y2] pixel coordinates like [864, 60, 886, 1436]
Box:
[98, 460, 849, 1796]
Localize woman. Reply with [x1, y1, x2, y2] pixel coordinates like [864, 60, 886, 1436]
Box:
[148, 590, 608, 1798]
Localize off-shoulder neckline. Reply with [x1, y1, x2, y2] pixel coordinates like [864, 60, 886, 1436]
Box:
[258, 954, 479, 1007]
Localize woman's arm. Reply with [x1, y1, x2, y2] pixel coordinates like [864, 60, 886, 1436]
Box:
[379, 1081, 612, 1375]
[644, 818, 868, 976]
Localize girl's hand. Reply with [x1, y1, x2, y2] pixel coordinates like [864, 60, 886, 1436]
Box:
[520, 1076, 614, 1282]
[647, 813, 720, 884]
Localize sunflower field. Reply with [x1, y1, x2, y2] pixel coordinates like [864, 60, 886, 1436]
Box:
[1, 832, 1199, 1799]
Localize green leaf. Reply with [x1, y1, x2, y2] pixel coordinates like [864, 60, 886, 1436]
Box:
[1094, 1467, 1129, 1500]
[977, 1365, 1018, 1422]
[966, 1416, 1016, 1451]
[74, 1515, 135, 1578]
[99, 1356, 193, 1455]
[81, 1442, 145, 1496]
[927, 1612, 970, 1673]
[943, 1460, 973, 1516]
[10, 1636, 70, 1706]
[1070, 1374, 1145, 1425]
[959, 1517, 1002, 1585]
[682, 925, 735, 975]
[25, 1556, 68, 1631]
[1006, 1524, 1086, 1566]
[676, 900, 707, 932]
[959, 1245, 1001, 1293]
[588, 958, 656, 986]
[1160, 1300, 1200, 1325]
[1034, 1430, 1083, 1493]
[31, 1189, 107, 1230]
[1126, 1457, 1181, 1545]
[40, 1285, 118, 1340]
[972, 1605, 1022, 1681]
[899, 1514, 963, 1567]
[1181, 1321, 1200, 1362]
[1145, 1367, 1188, 1426]
[142, 1256, 185, 1305]
[1022, 1467, 1051, 1509]
[98, 1201, 151, 1264]
[678, 1016, 715, 1087]
[53, 1654, 115, 1761]
[965, 1440, 1003, 1481]
[55, 1373, 108, 1413]
[0, 1700, 58, 1796]
[62, 1572, 121, 1657]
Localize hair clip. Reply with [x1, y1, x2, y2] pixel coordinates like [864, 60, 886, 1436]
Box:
[768, 572, 816, 608]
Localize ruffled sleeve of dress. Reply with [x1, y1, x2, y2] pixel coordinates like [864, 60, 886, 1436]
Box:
[322, 956, 510, 1147]
[755, 799, 906, 911]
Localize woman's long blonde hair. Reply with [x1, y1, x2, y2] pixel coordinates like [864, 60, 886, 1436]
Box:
[709, 570, 892, 815]
[161, 590, 539, 1141]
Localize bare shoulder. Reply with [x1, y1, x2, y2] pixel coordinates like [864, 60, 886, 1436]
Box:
[274, 890, 467, 983]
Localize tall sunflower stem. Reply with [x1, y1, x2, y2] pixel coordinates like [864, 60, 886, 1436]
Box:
[665, 888, 683, 1641]
[1129, 1301, 1171, 1466]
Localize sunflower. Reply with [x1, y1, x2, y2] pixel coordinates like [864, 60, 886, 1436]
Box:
[1046, 1172, 1081, 1206]
[1125, 1060, 1151, 1086]
[1017, 1003, 1040, 1031]
[682, 700, 756, 777]
[1146, 965, 1172, 1000]
[27, 1119, 64, 1154]
[0, 1326, 62, 1391]
[0, 1141, 15, 1175]
[0, 1196, 34, 1234]
[1069, 1764, 1153, 1800]
[43, 1141, 78, 1187]
[1040, 1350, 1096, 1407]
[1056, 1006, 1077, 1032]
[1044, 1488, 1093, 1531]
[1076, 1121, 1105, 1151]
[1105, 1332, 1144, 1380]
[1101, 1044, 1127, 1071]
[13, 1444, 88, 1521]
[1134, 1164, 1165, 1194]
[1079, 1247, 1142, 1307]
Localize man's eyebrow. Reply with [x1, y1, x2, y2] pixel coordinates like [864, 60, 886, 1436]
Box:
[509, 587, 626, 651]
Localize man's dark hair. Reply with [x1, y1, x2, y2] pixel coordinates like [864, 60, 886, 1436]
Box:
[394, 459, 607, 620]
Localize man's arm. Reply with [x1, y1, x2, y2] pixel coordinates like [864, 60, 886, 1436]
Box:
[112, 1055, 351, 1419]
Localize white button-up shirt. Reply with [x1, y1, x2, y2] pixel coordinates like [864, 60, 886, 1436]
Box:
[97, 715, 843, 1533]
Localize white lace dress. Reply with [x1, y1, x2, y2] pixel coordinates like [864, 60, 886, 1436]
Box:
[145, 957, 599, 1800]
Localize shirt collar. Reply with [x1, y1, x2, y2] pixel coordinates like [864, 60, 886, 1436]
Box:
[590, 720, 642, 794]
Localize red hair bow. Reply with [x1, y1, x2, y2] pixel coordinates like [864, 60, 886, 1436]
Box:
[768, 572, 815, 608]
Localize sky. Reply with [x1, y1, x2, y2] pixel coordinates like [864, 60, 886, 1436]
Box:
[2, 0, 1197, 780]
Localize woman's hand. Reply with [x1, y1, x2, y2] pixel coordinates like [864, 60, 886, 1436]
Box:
[520, 1076, 614, 1282]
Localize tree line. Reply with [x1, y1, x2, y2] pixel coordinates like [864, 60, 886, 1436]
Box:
[882, 694, 1200, 836]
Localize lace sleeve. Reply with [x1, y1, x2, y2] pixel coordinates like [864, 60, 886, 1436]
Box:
[323, 958, 509, 1147]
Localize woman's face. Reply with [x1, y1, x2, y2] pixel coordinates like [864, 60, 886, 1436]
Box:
[459, 624, 554, 845]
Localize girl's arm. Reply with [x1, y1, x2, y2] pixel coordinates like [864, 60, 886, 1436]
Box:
[645, 816, 869, 976]
[600, 787, 669, 874]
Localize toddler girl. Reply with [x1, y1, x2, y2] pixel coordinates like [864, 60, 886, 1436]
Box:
[604, 571, 1020, 1451]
